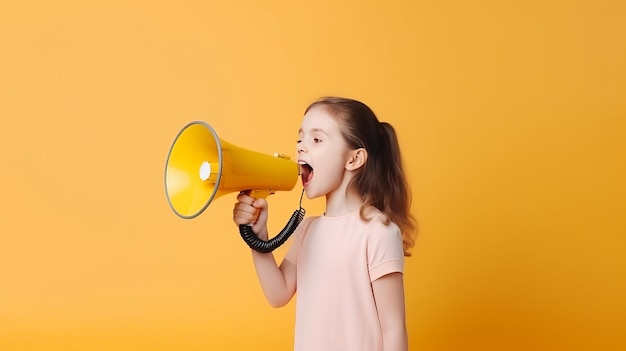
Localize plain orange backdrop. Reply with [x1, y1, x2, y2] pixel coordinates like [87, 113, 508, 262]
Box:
[1, 1, 625, 350]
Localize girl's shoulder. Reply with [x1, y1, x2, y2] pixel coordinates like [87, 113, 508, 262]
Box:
[294, 215, 320, 238]
[357, 207, 400, 241]
[361, 206, 391, 226]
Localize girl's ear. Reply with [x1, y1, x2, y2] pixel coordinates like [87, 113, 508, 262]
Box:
[345, 148, 368, 171]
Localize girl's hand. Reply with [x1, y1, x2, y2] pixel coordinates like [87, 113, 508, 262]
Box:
[233, 193, 269, 240]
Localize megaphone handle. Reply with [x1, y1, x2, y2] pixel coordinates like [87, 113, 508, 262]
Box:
[239, 208, 306, 253]
[245, 189, 273, 200]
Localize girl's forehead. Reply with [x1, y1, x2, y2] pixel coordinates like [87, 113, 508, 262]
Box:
[299, 107, 339, 132]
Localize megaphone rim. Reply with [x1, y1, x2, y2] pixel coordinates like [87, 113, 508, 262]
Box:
[164, 120, 223, 219]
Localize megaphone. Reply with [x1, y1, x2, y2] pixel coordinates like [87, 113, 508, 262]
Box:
[164, 121, 305, 253]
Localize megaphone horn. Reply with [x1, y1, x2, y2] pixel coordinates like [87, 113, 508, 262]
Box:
[164, 121, 305, 253]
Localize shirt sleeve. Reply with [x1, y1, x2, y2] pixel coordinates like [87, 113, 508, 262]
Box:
[367, 222, 405, 282]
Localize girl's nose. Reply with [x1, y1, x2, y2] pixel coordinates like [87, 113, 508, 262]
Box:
[297, 143, 306, 154]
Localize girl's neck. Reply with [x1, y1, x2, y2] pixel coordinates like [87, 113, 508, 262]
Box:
[324, 187, 363, 217]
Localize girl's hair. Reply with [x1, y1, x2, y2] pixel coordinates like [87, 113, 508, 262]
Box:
[305, 97, 417, 256]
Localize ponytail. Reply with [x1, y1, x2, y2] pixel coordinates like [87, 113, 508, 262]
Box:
[362, 122, 417, 256]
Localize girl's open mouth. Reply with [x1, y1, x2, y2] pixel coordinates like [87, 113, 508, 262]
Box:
[298, 161, 313, 185]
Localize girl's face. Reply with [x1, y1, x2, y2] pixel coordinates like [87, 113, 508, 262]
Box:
[297, 106, 352, 199]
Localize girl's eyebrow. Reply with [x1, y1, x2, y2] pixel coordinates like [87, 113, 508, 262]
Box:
[298, 128, 328, 135]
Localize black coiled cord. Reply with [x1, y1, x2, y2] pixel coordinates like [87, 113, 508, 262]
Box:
[239, 189, 306, 253]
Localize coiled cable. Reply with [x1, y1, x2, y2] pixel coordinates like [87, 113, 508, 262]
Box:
[239, 189, 306, 253]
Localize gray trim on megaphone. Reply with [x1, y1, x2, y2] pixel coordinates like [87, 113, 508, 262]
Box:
[164, 120, 223, 219]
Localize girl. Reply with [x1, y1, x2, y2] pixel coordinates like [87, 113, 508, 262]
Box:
[233, 97, 417, 351]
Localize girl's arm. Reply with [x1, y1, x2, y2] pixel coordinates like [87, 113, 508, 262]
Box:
[372, 272, 408, 351]
[233, 194, 297, 307]
[251, 250, 296, 307]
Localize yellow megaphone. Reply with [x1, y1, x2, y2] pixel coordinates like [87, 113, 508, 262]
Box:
[164, 121, 305, 253]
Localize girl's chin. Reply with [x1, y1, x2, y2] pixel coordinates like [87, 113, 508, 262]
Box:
[303, 187, 322, 199]
[303, 188, 313, 198]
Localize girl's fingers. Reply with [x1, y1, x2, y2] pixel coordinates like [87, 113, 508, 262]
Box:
[236, 193, 254, 205]
[233, 202, 259, 224]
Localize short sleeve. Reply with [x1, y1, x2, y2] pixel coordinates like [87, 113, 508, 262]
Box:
[367, 222, 405, 282]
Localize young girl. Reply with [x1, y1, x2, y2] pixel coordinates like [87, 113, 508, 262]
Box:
[233, 97, 417, 351]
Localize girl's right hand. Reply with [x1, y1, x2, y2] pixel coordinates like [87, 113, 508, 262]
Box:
[233, 193, 269, 240]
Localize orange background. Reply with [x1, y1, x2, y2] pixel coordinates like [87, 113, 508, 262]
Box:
[1, 1, 625, 350]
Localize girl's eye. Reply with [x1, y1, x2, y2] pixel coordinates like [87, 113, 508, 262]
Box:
[296, 139, 302, 144]
[313, 138, 322, 143]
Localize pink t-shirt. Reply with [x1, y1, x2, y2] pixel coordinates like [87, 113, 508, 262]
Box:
[284, 210, 405, 351]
